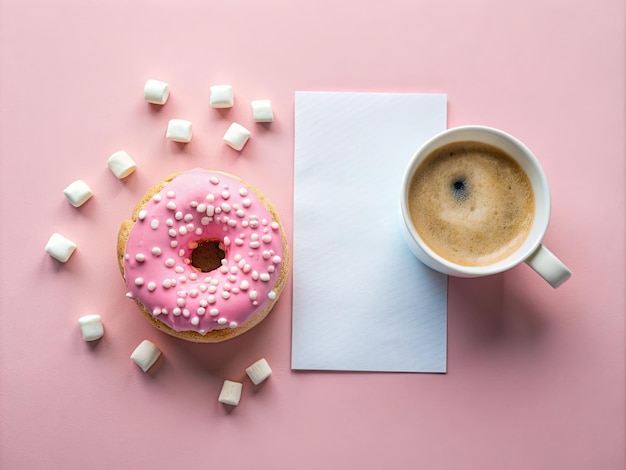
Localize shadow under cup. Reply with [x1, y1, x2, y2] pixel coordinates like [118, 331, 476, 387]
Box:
[400, 126, 551, 278]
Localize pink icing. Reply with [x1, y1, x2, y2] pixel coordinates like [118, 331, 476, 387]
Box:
[123, 169, 284, 335]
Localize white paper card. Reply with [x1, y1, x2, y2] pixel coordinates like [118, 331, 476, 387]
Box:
[292, 91, 448, 372]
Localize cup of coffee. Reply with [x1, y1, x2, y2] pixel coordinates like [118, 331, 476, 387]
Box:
[400, 125, 571, 288]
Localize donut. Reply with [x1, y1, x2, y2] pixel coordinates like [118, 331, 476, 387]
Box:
[117, 168, 290, 343]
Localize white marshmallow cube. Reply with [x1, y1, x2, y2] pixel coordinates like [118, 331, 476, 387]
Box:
[223, 122, 251, 151]
[107, 151, 137, 179]
[143, 79, 170, 105]
[166, 119, 192, 143]
[45, 233, 77, 263]
[251, 100, 274, 123]
[245, 358, 272, 385]
[210, 85, 234, 108]
[218, 380, 243, 406]
[130, 340, 162, 372]
[78, 314, 104, 341]
[63, 179, 93, 207]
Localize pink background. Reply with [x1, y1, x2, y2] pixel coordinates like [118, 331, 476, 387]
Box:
[1, 0, 624, 468]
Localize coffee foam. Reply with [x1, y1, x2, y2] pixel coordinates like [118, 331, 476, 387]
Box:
[408, 141, 535, 266]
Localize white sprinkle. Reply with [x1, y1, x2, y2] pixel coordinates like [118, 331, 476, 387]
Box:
[184, 213, 194, 222]
[234, 238, 244, 246]
[135, 253, 146, 262]
[267, 266, 275, 273]
[268, 290, 277, 300]
[210, 176, 219, 185]
[138, 210, 147, 221]
[152, 194, 162, 202]
[239, 187, 248, 196]
[195, 228, 203, 235]
[229, 322, 238, 329]
[126, 292, 134, 299]
[191, 317, 200, 326]
[189, 289, 199, 298]
[135, 277, 144, 286]
[242, 221, 249, 228]
[166, 218, 174, 227]
[168, 229, 177, 237]
[251, 234, 259, 241]
[190, 201, 198, 208]
[271, 222, 279, 230]
[249, 290, 258, 301]
[208, 285, 217, 294]
[272, 255, 282, 264]
[189, 272, 198, 280]
[201, 217, 211, 225]
[249, 241, 260, 249]
[262, 235, 272, 244]
[262, 219, 268, 226]
[170, 240, 178, 247]
[165, 258, 175, 267]
[221, 291, 231, 299]
[217, 317, 227, 325]
[197, 203, 207, 213]
[175, 211, 183, 220]
[151, 219, 159, 230]
[199, 298, 208, 306]
[179, 275, 187, 282]
[167, 190, 176, 198]
[178, 249, 185, 257]
[260, 273, 271, 282]
[162, 279, 172, 288]
[177, 298, 186, 307]
[208, 295, 216, 304]
[206, 205, 215, 217]
[242, 198, 251, 208]
[243, 264, 251, 273]
[173, 308, 181, 316]
[235, 209, 245, 218]
[210, 278, 219, 286]
[209, 308, 219, 317]
[221, 203, 231, 213]
[206, 193, 215, 202]
[166, 201, 176, 210]
[222, 190, 230, 200]
[230, 266, 238, 274]
[178, 226, 187, 235]
[182, 309, 190, 318]
[240, 280, 249, 291]
[197, 307, 206, 316]
[125, 254, 130, 260]
[152, 308, 161, 317]
[175, 266, 184, 273]
[263, 251, 271, 260]
[147, 281, 157, 291]
[223, 237, 231, 246]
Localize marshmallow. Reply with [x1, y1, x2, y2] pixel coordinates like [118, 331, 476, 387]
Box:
[143, 79, 170, 105]
[245, 358, 272, 385]
[166, 119, 192, 143]
[130, 340, 162, 372]
[223, 122, 251, 151]
[45, 233, 77, 262]
[107, 151, 136, 179]
[63, 179, 93, 207]
[218, 380, 243, 406]
[251, 100, 274, 123]
[210, 85, 234, 108]
[78, 314, 104, 341]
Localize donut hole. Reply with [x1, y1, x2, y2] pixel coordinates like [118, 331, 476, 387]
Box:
[190, 239, 226, 273]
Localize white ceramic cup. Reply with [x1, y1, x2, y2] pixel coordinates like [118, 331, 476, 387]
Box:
[400, 125, 571, 288]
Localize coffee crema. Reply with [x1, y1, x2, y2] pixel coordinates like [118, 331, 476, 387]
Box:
[408, 141, 535, 266]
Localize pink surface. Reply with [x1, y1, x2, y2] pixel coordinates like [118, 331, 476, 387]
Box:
[0, 1, 624, 469]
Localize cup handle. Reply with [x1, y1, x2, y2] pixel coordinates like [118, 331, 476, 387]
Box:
[524, 244, 572, 288]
